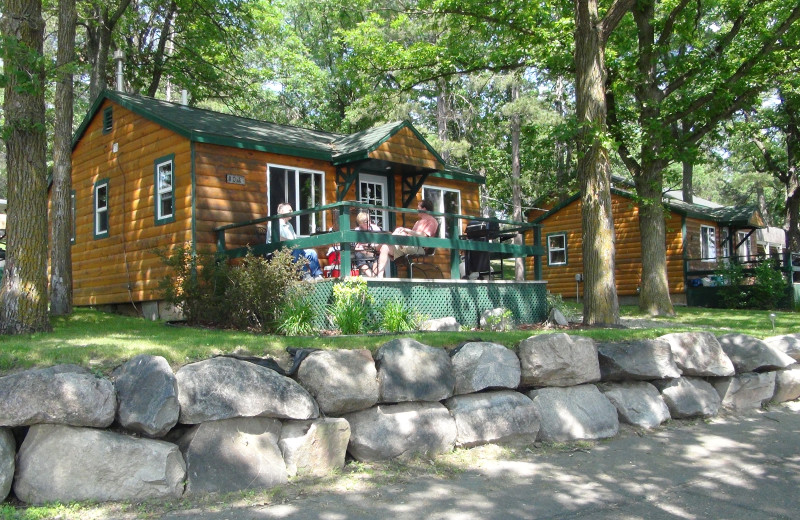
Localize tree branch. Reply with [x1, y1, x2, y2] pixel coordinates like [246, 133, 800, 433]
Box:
[600, 0, 637, 44]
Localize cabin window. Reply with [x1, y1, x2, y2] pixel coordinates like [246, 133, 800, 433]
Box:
[94, 179, 109, 239]
[268, 164, 325, 235]
[547, 233, 567, 265]
[737, 231, 751, 261]
[154, 155, 175, 225]
[102, 107, 113, 134]
[422, 186, 461, 238]
[359, 173, 389, 230]
[700, 225, 716, 261]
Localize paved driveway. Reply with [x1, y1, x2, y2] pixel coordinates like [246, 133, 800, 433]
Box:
[161, 402, 800, 520]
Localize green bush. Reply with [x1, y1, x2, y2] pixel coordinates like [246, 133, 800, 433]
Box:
[379, 299, 418, 332]
[715, 259, 789, 310]
[277, 294, 316, 336]
[328, 277, 373, 334]
[716, 261, 748, 309]
[751, 259, 788, 310]
[158, 246, 311, 332]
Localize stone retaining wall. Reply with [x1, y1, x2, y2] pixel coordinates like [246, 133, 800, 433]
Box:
[1, 331, 799, 505]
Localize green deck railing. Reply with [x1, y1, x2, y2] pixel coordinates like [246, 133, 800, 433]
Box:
[214, 201, 544, 280]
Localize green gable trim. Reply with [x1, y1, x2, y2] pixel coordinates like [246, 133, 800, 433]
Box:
[331, 121, 446, 167]
[430, 167, 485, 184]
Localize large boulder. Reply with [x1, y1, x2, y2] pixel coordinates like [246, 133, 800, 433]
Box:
[527, 385, 619, 442]
[717, 333, 795, 373]
[712, 372, 776, 411]
[14, 424, 185, 504]
[343, 402, 456, 461]
[517, 333, 601, 387]
[0, 365, 116, 428]
[443, 391, 539, 448]
[773, 365, 800, 403]
[112, 354, 180, 437]
[764, 333, 800, 362]
[450, 342, 521, 395]
[177, 417, 286, 495]
[279, 418, 350, 477]
[652, 377, 721, 419]
[176, 357, 318, 424]
[0, 428, 13, 502]
[599, 381, 671, 429]
[296, 350, 378, 415]
[597, 339, 681, 381]
[375, 339, 454, 403]
[658, 332, 735, 377]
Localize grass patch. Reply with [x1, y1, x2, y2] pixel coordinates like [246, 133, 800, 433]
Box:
[0, 305, 795, 375]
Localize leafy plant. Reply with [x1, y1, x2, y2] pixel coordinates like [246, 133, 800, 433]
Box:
[379, 299, 418, 333]
[716, 261, 748, 309]
[484, 308, 513, 331]
[546, 291, 580, 322]
[277, 293, 316, 336]
[751, 259, 788, 310]
[328, 277, 373, 334]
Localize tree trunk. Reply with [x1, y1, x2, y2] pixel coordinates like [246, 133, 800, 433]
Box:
[682, 159, 693, 205]
[87, 0, 133, 101]
[0, 0, 52, 334]
[634, 170, 675, 316]
[785, 91, 800, 252]
[146, 0, 177, 97]
[575, 0, 619, 325]
[436, 78, 450, 163]
[50, 0, 77, 316]
[510, 81, 525, 281]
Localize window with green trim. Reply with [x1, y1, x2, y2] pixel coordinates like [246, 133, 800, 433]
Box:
[94, 179, 109, 238]
[547, 233, 567, 265]
[154, 155, 175, 224]
[102, 106, 113, 134]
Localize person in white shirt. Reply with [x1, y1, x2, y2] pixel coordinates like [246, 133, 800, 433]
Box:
[353, 211, 381, 276]
[273, 203, 323, 280]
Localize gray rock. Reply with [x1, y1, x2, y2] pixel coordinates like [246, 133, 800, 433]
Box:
[717, 333, 795, 373]
[176, 357, 319, 424]
[547, 308, 569, 327]
[177, 417, 286, 495]
[652, 377, 721, 419]
[451, 342, 521, 395]
[279, 418, 350, 477]
[296, 350, 378, 415]
[112, 354, 179, 437]
[343, 402, 456, 461]
[517, 333, 601, 387]
[599, 381, 671, 429]
[14, 424, 185, 504]
[375, 339, 454, 403]
[764, 333, 800, 362]
[658, 332, 735, 377]
[0, 428, 13, 502]
[443, 391, 539, 447]
[480, 308, 512, 331]
[597, 339, 681, 381]
[527, 385, 619, 442]
[773, 365, 800, 403]
[0, 365, 116, 427]
[712, 372, 776, 411]
[419, 317, 461, 332]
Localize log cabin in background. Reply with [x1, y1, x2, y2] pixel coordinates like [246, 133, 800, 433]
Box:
[527, 178, 775, 305]
[67, 90, 510, 319]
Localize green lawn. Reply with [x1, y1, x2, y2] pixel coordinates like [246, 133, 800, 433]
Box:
[0, 305, 796, 377]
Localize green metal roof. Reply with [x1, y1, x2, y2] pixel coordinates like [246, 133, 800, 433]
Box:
[73, 92, 471, 183]
[532, 185, 764, 228]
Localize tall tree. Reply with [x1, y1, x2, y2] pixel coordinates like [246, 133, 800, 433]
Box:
[607, 0, 800, 315]
[50, 0, 78, 316]
[0, 0, 52, 333]
[82, 0, 132, 100]
[574, 0, 634, 325]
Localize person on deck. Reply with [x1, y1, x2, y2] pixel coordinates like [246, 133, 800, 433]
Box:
[353, 211, 382, 276]
[273, 202, 324, 280]
[374, 199, 438, 278]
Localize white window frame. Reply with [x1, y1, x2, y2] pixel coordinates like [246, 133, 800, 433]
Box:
[267, 163, 326, 235]
[155, 158, 174, 222]
[547, 233, 567, 266]
[94, 180, 109, 238]
[700, 225, 716, 262]
[737, 231, 751, 261]
[359, 173, 389, 230]
[422, 185, 461, 239]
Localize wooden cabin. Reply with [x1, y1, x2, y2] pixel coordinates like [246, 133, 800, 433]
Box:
[69, 90, 485, 317]
[527, 183, 765, 304]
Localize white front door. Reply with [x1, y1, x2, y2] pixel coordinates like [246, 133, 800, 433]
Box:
[358, 173, 389, 231]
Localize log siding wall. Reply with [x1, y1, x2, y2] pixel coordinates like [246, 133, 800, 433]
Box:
[529, 193, 687, 298]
